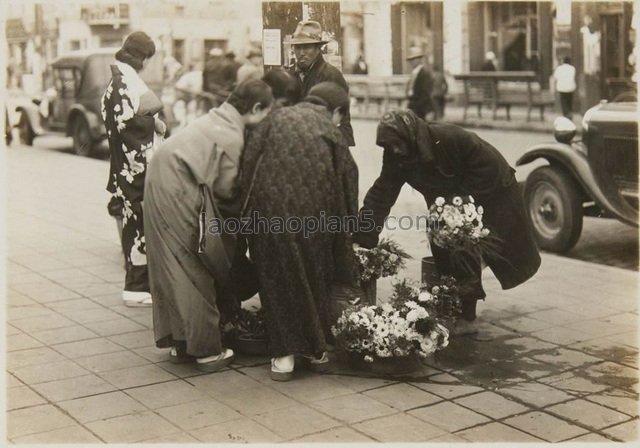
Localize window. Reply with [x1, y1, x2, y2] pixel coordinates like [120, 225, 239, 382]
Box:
[54, 68, 79, 97]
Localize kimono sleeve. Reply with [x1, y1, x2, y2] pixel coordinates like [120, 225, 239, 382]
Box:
[111, 78, 155, 203]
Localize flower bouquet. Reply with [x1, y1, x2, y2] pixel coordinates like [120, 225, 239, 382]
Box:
[332, 299, 450, 375]
[355, 238, 411, 282]
[390, 276, 463, 331]
[354, 238, 411, 305]
[426, 195, 501, 274]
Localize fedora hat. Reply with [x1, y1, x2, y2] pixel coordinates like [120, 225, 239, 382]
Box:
[289, 20, 328, 45]
[406, 46, 424, 61]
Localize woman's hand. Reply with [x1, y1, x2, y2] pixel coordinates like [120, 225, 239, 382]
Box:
[154, 117, 167, 136]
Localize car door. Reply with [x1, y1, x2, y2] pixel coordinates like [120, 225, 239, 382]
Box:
[50, 67, 81, 130]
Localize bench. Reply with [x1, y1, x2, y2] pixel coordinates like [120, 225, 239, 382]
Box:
[344, 75, 410, 114]
[454, 71, 555, 122]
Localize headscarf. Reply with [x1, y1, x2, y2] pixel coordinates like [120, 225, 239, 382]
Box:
[375, 109, 434, 163]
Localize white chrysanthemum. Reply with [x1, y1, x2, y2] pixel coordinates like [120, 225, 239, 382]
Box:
[418, 291, 433, 303]
[435, 197, 445, 206]
[420, 338, 435, 354]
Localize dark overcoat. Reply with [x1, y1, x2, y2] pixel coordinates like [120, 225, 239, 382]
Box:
[355, 121, 541, 293]
[407, 66, 434, 119]
[291, 56, 355, 146]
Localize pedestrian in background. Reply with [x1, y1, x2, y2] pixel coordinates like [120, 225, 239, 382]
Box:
[101, 31, 167, 308]
[202, 48, 228, 107]
[224, 51, 241, 89]
[482, 51, 498, 71]
[430, 64, 448, 120]
[143, 80, 273, 371]
[288, 20, 355, 146]
[553, 56, 577, 119]
[237, 49, 264, 84]
[352, 54, 368, 75]
[406, 46, 433, 120]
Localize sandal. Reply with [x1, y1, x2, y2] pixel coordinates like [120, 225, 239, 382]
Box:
[122, 291, 152, 308]
[169, 346, 196, 364]
[196, 348, 235, 372]
[304, 352, 331, 373]
[271, 355, 294, 381]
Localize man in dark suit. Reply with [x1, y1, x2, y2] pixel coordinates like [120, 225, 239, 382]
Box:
[406, 46, 434, 120]
[288, 20, 355, 146]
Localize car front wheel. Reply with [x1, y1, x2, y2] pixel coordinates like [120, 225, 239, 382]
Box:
[72, 116, 94, 157]
[524, 165, 583, 253]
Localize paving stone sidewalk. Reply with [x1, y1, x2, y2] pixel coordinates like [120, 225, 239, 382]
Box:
[4, 146, 639, 444]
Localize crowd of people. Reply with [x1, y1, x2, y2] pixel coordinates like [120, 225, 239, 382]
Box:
[102, 24, 540, 380]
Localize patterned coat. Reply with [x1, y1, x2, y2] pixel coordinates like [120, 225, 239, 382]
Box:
[101, 63, 155, 290]
[241, 102, 359, 357]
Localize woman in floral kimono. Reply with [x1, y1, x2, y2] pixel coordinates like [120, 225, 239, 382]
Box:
[101, 32, 166, 307]
[144, 80, 273, 371]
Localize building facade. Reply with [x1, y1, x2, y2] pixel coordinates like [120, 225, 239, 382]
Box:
[5, 0, 637, 112]
[342, 0, 637, 112]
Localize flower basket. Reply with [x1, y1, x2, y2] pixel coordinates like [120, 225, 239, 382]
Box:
[345, 351, 422, 375]
[360, 278, 377, 306]
[421, 256, 439, 285]
[223, 308, 268, 356]
[232, 334, 269, 356]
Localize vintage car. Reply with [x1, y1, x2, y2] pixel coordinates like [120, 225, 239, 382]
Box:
[517, 99, 639, 252]
[16, 48, 172, 157]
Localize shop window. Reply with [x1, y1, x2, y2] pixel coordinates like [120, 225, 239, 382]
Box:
[484, 1, 539, 71]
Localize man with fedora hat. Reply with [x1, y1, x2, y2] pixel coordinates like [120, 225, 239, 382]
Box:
[288, 20, 355, 146]
[405, 46, 434, 120]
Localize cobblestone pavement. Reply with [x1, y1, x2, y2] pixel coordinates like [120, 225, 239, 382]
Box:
[4, 134, 639, 443]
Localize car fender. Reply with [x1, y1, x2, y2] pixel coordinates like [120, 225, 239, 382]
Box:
[15, 103, 46, 135]
[66, 106, 105, 140]
[517, 143, 638, 226]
